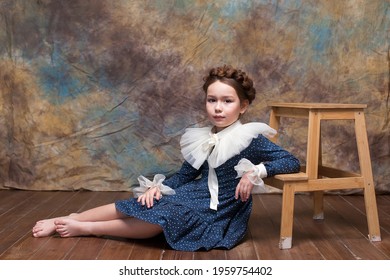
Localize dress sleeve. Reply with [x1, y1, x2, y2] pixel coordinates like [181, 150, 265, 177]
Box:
[163, 160, 203, 189]
[253, 135, 301, 177]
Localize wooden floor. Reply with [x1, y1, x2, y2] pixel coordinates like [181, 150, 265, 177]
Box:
[0, 189, 389, 260]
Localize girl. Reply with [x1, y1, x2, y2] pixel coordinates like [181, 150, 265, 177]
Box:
[32, 65, 300, 251]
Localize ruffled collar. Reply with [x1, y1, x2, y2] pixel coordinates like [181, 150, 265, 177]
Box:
[180, 120, 276, 169]
[180, 120, 276, 210]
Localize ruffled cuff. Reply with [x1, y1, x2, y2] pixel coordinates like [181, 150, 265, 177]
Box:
[234, 158, 267, 185]
[132, 174, 176, 198]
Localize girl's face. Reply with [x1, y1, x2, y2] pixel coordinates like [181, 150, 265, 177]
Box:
[206, 80, 249, 132]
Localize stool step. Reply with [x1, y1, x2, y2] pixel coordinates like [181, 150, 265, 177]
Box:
[274, 172, 308, 181]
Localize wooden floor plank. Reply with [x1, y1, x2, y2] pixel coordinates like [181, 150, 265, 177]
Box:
[0, 190, 34, 215]
[345, 195, 390, 234]
[0, 190, 388, 260]
[225, 233, 258, 260]
[161, 249, 194, 260]
[96, 237, 135, 260]
[29, 236, 80, 260]
[335, 195, 390, 258]
[323, 195, 388, 259]
[0, 191, 84, 259]
[295, 194, 359, 259]
[0, 191, 50, 236]
[127, 235, 167, 260]
[193, 249, 227, 260]
[0, 191, 68, 257]
[64, 238, 108, 260]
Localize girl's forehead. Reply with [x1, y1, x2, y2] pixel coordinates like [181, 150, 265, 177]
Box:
[207, 81, 237, 96]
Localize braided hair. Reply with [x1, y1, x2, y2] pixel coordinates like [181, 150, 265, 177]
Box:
[202, 65, 256, 104]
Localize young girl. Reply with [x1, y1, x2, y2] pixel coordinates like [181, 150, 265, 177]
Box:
[32, 65, 300, 251]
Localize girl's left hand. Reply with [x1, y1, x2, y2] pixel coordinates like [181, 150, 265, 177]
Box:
[235, 172, 254, 202]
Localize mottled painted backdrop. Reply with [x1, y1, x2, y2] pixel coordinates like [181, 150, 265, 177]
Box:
[0, 0, 389, 193]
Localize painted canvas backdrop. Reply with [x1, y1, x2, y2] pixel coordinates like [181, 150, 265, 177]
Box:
[0, 0, 389, 193]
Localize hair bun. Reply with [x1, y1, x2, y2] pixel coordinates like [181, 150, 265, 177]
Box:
[203, 65, 256, 104]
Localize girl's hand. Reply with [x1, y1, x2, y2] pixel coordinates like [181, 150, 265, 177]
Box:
[137, 186, 161, 208]
[235, 172, 254, 202]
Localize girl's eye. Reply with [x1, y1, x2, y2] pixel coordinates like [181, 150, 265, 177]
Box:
[207, 98, 216, 103]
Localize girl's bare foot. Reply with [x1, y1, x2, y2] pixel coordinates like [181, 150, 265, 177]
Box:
[55, 218, 92, 237]
[32, 218, 57, 237]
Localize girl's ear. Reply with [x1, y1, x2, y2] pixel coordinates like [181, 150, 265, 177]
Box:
[240, 99, 249, 114]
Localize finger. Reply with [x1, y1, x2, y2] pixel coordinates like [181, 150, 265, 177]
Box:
[146, 193, 153, 208]
[245, 184, 254, 200]
[235, 185, 241, 199]
[155, 188, 162, 200]
[240, 186, 248, 202]
[149, 189, 157, 208]
[149, 195, 154, 208]
[143, 195, 149, 207]
[138, 195, 145, 206]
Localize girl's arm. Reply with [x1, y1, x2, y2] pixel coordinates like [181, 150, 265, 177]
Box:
[253, 135, 301, 177]
[235, 135, 300, 201]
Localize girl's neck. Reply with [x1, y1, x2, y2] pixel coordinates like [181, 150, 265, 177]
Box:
[212, 119, 242, 134]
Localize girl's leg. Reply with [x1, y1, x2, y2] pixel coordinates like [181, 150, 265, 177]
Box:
[69, 203, 125, 222]
[32, 203, 123, 237]
[54, 217, 163, 239]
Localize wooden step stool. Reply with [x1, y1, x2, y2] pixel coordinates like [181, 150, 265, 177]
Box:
[264, 103, 381, 249]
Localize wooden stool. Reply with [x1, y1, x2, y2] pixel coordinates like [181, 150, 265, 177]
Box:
[264, 103, 381, 249]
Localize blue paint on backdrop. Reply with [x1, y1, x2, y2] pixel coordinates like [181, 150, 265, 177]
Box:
[309, 20, 332, 55]
[220, 1, 252, 18]
[39, 46, 91, 104]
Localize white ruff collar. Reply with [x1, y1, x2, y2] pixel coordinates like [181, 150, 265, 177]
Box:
[180, 121, 276, 210]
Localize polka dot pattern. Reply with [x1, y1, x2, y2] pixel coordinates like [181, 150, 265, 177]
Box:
[115, 135, 300, 251]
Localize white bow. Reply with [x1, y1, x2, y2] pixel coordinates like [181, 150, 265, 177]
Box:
[234, 158, 267, 192]
[202, 132, 219, 152]
[202, 133, 220, 210]
[208, 165, 219, 210]
[132, 174, 176, 198]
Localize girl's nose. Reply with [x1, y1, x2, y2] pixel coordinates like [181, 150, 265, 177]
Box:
[215, 102, 222, 112]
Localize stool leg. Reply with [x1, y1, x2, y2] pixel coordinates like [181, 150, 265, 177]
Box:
[269, 108, 280, 144]
[313, 131, 324, 220]
[307, 111, 324, 219]
[354, 111, 381, 241]
[313, 191, 324, 219]
[279, 184, 295, 249]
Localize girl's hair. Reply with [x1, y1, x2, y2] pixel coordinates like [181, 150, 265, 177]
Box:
[202, 65, 256, 104]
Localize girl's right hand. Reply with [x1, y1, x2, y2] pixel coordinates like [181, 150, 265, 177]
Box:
[235, 172, 255, 202]
[137, 186, 161, 208]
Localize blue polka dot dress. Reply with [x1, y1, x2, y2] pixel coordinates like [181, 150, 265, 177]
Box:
[115, 121, 300, 251]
